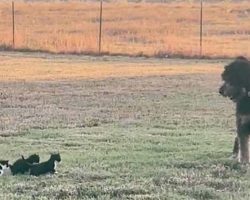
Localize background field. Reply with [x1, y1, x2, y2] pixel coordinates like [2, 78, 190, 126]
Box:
[0, 1, 250, 58]
[0, 52, 250, 199]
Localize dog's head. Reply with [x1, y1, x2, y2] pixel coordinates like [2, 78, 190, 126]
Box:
[50, 153, 61, 162]
[219, 82, 247, 102]
[219, 57, 250, 102]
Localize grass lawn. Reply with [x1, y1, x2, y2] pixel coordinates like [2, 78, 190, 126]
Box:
[0, 52, 249, 199]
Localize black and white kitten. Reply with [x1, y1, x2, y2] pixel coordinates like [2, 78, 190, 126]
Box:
[11, 154, 40, 175]
[28, 153, 61, 176]
[0, 160, 11, 176]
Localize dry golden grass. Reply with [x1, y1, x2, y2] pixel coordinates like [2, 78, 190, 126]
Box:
[0, 52, 222, 81]
[0, 1, 249, 58]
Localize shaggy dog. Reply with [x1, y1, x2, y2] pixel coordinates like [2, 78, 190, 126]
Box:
[219, 56, 250, 163]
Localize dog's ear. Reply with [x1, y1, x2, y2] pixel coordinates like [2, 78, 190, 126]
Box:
[49, 152, 55, 156]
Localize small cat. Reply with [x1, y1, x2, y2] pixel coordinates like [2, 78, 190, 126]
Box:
[0, 160, 11, 176]
[11, 154, 40, 175]
[28, 153, 61, 176]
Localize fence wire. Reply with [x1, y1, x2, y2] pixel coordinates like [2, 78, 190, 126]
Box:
[0, 1, 249, 58]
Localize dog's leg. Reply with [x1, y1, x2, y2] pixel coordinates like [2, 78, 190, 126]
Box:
[236, 115, 250, 163]
[233, 116, 241, 159]
[232, 137, 239, 159]
[238, 134, 249, 163]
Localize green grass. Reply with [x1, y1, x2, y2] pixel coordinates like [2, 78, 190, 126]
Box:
[0, 57, 250, 199]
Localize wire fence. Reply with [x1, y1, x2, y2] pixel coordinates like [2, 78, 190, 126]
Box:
[0, 1, 250, 58]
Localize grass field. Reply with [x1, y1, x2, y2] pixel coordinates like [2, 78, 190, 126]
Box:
[0, 52, 250, 199]
[0, 1, 250, 58]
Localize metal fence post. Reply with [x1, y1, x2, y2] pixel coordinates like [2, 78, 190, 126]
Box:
[199, 0, 203, 57]
[12, 1, 15, 48]
[98, 0, 103, 54]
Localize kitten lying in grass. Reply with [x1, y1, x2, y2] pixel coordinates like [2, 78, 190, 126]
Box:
[0, 160, 11, 176]
[27, 153, 61, 176]
[11, 154, 40, 175]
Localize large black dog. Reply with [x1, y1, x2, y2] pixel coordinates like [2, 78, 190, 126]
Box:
[219, 56, 250, 163]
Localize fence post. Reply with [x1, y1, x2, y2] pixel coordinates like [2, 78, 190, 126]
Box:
[199, 0, 203, 58]
[12, 1, 15, 48]
[98, 0, 103, 54]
